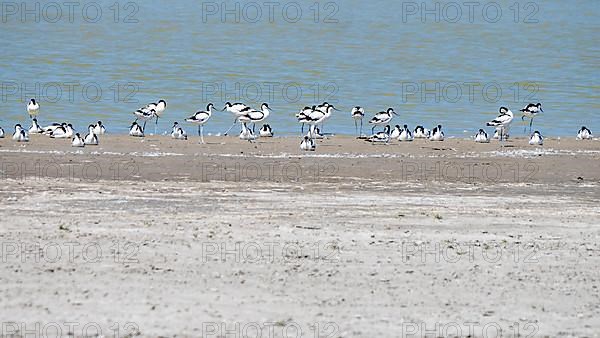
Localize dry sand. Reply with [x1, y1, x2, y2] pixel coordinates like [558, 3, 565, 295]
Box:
[0, 134, 599, 337]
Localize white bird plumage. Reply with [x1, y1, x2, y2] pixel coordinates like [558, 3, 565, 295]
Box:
[369, 108, 397, 134]
[486, 107, 513, 143]
[351, 106, 365, 137]
[50, 124, 74, 139]
[576, 126, 593, 140]
[367, 125, 391, 143]
[72, 133, 85, 147]
[259, 124, 274, 137]
[475, 129, 490, 143]
[13, 124, 29, 142]
[186, 103, 214, 144]
[27, 99, 39, 118]
[93, 121, 106, 135]
[84, 125, 99, 145]
[300, 136, 316, 151]
[529, 131, 544, 145]
[170, 122, 188, 140]
[129, 121, 144, 137]
[29, 118, 43, 133]
[429, 125, 444, 141]
[398, 124, 413, 142]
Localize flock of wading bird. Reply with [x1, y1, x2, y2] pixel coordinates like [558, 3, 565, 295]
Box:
[0, 99, 595, 151]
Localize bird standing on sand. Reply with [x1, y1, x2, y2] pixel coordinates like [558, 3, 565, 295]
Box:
[576, 126, 593, 140]
[259, 124, 274, 137]
[398, 124, 413, 142]
[29, 118, 43, 133]
[93, 121, 106, 135]
[351, 106, 365, 137]
[486, 107, 514, 144]
[223, 102, 250, 135]
[390, 125, 402, 139]
[50, 124, 74, 139]
[529, 131, 544, 145]
[296, 105, 316, 134]
[413, 125, 430, 139]
[369, 108, 397, 134]
[238, 103, 272, 133]
[170, 122, 188, 140]
[27, 99, 39, 119]
[13, 124, 29, 142]
[520, 103, 542, 134]
[239, 123, 258, 142]
[185, 103, 214, 144]
[133, 109, 156, 131]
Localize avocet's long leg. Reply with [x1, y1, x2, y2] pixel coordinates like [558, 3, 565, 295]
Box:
[201, 125, 205, 144]
[360, 119, 363, 136]
[223, 118, 238, 136]
[155, 116, 159, 135]
[354, 120, 358, 137]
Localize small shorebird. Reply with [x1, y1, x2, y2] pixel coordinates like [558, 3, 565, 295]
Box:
[351, 106, 365, 137]
[170, 122, 188, 140]
[239, 123, 258, 142]
[390, 125, 402, 139]
[429, 125, 445, 141]
[185, 103, 214, 144]
[529, 131, 544, 145]
[520, 103, 542, 134]
[29, 118, 43, 133]
[84, 125, 99, 145]
[0, 126, 4, 138]
[50, 124, 74, 138]
[259, 124, 274, 137]
[129, 121, 144, 137]
[27, 98, 39, 119]
[13, 124, 29, 142]
[223, 102, 250, 135]
[369, 108, 397, 134]
[300, 136, 316, 151]
[486, 107, 514, 143]
[72, 133, 85, 147]
[576, 126, 593, 140]
[93, 121, 106, 135]
[398, 124, 413, 142]
[42, 123, 64, 135]
[367, 125, 391, 143]
[475, 129, 490, 143]
[301, 106, 336, 137]
[238, 103, 272, 133]
[413, 125, 430, 139]
[133, 109, 156, 131]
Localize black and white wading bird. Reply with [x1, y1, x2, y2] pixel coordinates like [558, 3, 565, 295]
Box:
[398, 124, 413, 142]
[72, 133, 85, 147]
[93, 121, 106, 135]
[0, 126, 4, 138]
[315, 102, 335, 133]
[259, 124, 273, 137]
[367, 125, 391, 143]
[429, 125, 445, 141]
[129, 121, 144, 137]
[369, 108, 397, 134]
[300, 135, 316, 151]
[351, 106, 365, 137]
[185, 103, 214, 144]
[529, 131, 544, 145]
[390, 125, 402, 139]
[223, 102, 250, 135]
[486, 107, 514, 144]
[576, 126, 593, 140]
[29, 118, 43, 133]
[238, 103, 272, 133]
[133, 109, 156, 132]
[13, 124, 29, 142]
[239, 123, 258, 142]
[50, 123, 74, 139]
[27, 98, 39, 119]
[170, 122, 187, 140]
[413, 125, 430, 139]
[520, 103, 542, 134]
[475, 129, 490, 143]
[85, 125, 99, 145]
[296, 105, 316, 134]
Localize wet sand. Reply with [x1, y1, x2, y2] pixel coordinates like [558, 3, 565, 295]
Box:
[1, 134, 599, 337]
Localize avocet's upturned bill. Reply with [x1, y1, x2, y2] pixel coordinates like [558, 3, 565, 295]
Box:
[475, 129, 490, 143]
[486, 107, 514, 142]
[85, 125, 99, 145]
[367, 125, 391, 143]
[29, 118, 43, 134]
[93, 121, 106, 135]
[369, 108, 397, 134]
[529, 131, 544, 145]
[520, 103, 542, 133]
[129, 121, 144, 137]
[259, 124, 274, 137]
[72, 133, 85, 147]
[351, 106, 365, 137]
[398, 124, 414, 142]
[171, 122, 188, 140]
[429, 125, 445, 141]
[13, 124, 29, 142]
[186, 103, 214, 144]
[577, 126, 593, 140]
[27, 99, 39, 118]
[413, 125, 430, 139]
[300, 136, 316, 151]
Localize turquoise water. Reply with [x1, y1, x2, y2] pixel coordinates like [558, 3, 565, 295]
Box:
[1, 0, 598, 136]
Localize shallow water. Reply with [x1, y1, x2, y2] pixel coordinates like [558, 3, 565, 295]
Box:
[1, 0, 598, 136]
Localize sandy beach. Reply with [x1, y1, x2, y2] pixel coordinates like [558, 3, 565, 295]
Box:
[1, 134, 599, 337]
